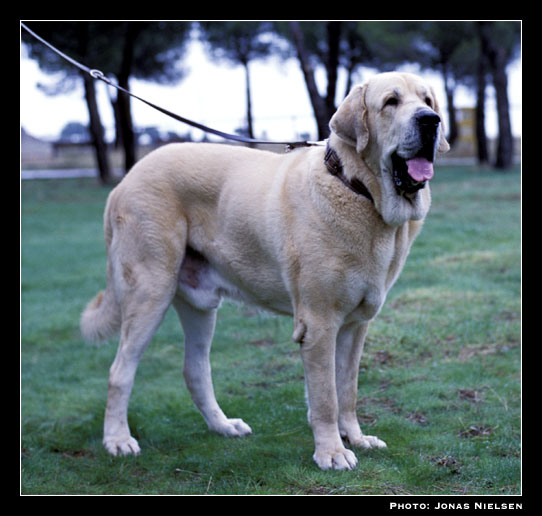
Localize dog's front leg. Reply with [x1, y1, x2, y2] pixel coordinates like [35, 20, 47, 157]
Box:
[298, 316, 358, 470]
[336, 322, 387, 449]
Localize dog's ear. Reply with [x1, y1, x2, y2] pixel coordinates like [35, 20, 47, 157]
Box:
[329, 83, 369, 154]
[430, 86, 450, 153]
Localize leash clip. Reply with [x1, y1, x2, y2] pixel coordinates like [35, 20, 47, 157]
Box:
[89, 69, 105, 79]
[285, 140, 326, 152]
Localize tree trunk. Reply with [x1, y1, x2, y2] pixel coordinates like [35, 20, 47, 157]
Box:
[106, 87, 123, 149]
[492, 59, 513, 169]
[442, 64, 458, 148]
[77, 23, 112, 185]
[289, 22, 329, 140]
[117, 23, 140, 173]
[478, 22, 514, 169]
[243, 60, 254, 140]
[475, 50, 489, 165]
[324, 22, 342, 119]
[344, 63, 355, 100]
[82, 71, 112, 185]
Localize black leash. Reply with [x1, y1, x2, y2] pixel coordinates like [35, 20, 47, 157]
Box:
[21, 22, 323, 151]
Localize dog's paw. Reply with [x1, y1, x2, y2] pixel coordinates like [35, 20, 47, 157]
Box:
[103, 435, 141, 456]
[212, 418, 252, 437]
[313, 447, 358, 471]
[355, 435, 387, 449]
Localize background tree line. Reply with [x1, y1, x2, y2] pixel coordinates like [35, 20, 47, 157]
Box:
[22, 21, 520, 184]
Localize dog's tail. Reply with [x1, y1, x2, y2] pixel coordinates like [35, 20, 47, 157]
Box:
[80, 190, 122, 343]
[80, 286, 121, 343]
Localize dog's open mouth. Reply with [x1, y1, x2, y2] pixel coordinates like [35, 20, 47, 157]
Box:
[391, 153, 434, 194]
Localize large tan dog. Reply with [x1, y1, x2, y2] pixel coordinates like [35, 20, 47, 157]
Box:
[81, 72, 449, 470]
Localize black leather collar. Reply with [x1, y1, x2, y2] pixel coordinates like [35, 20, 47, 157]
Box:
[324, 141, 374, 203]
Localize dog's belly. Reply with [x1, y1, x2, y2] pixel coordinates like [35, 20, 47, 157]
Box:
[177, 246, 292, 314]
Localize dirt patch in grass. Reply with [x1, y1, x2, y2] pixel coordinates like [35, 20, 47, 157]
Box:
[457, 388, 484, 403]
[459, 425, 494, 439]
[407, 412, 429, 426]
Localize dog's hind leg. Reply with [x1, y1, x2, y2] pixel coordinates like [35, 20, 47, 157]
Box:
[173, 298, 252, 437]
[102, 195, 186, 456]
[103, 275, 177, 456]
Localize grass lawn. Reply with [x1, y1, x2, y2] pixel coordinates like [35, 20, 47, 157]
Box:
[21, 165, 521, 495]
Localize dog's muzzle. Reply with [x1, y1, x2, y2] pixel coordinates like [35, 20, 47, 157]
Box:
[391, 110, 441, 195]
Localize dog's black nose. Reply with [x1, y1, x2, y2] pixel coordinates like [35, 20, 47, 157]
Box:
[416, 110, 441, 126]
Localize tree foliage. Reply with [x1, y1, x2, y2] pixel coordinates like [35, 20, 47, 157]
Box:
[22, 21, 520, 173]
[198, 22, 277, 139]
[279, 21, 519, 165]
[22, 21, 191, 182]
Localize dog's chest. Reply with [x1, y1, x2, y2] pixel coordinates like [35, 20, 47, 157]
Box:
[344, 221, 420, 321]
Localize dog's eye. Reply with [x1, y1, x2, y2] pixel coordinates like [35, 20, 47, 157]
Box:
[384, 97, 398, 108]
[425, 97, 433, 108]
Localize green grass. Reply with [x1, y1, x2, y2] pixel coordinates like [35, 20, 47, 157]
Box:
[21, 166, 521, 495]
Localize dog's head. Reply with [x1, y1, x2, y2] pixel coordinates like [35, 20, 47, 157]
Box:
[330, 72, 449, 226]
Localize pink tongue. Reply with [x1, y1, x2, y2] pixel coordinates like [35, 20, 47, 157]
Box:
[406, 157, 434, 182]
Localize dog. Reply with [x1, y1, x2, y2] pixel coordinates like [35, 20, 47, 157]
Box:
[81, 72, 449, 470]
